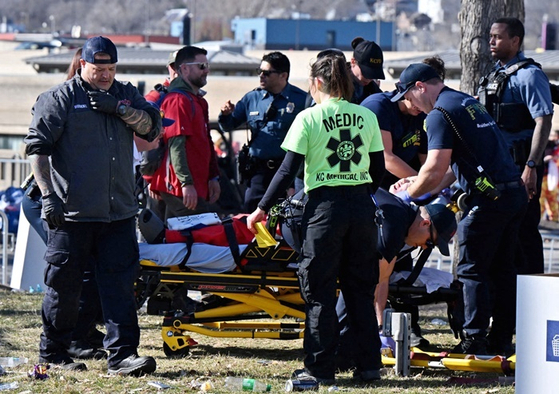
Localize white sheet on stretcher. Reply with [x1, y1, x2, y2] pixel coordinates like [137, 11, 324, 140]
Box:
[389, 267, 453, 293]
[139, 242, 248, 273]
[166, 213, 222, 230]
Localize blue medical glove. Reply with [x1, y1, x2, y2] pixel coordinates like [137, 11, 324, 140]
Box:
[396, 190, 432, 204]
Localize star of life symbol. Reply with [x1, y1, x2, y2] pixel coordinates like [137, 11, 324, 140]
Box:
[326, 128, 363, 172]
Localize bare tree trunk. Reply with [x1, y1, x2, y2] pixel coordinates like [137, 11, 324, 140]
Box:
[458, 0, 525, 95]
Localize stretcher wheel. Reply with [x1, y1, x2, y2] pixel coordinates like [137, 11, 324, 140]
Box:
[163, 342, 190, 358]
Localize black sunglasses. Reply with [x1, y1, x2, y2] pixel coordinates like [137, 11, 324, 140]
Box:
[257, 68, 281, 77]
[395, 80, 416, 94]
[183, 62, 210, 70]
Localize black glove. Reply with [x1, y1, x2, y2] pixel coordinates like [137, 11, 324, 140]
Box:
[88, 91, 119, 114]
[42, 193, 67, 227]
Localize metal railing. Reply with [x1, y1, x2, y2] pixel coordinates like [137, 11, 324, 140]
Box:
[544, 233, 559, 273]
[0, 156, 30, 285]
[0, 156, 31, 191]
[425, 234, 559, 276]
[0, 210, 9, 285]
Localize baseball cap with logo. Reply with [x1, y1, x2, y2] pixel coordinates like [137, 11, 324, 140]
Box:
[81, 36, 118, 64]
[352, 37, 385, 80]
[424, 203, 457, 256]
[391, 63, 440, 102]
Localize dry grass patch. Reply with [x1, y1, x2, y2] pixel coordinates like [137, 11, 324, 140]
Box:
[0, 291, 515, 393]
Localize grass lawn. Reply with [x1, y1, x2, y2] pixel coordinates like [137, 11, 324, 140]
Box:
[0, 290, 515, 393]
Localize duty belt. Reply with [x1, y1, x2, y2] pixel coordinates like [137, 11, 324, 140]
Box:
[494, 180, 524, 191]
[254, 157, 283, 170]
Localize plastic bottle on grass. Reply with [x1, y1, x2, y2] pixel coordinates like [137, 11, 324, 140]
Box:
[0, 357, 28, 367]
[0, 382, 19, 390]
[224, 377, 271, 392]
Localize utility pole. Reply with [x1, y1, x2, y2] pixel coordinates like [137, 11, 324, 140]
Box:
[375, 1, 382, 48]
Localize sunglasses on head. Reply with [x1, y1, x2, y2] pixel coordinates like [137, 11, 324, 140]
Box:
[257, 68, 281, 77]
[183, 62, 210, 70]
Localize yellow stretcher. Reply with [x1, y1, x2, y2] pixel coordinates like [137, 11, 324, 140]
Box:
[136, 247, 516, 377]
[382, 348, 516, 375]
[136, 237, 307, 357]
[135, 200, 507, 375]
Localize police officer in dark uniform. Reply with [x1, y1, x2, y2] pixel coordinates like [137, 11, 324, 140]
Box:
[391, 63, 527, 356]
[478, 17, 554, 276]
[218, 52, 307, 212]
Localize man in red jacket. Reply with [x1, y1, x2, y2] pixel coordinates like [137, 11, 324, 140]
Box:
[149, 46, 220, 220]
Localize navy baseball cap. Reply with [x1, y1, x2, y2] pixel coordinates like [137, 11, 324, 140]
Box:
[424, 203, 457, 256]
[82, 36, 118, 64]
[161, 114, 175, 127]
[147, 102, 175, 127]
[391, 63, 440, 102]
[352, 37, 385, 80]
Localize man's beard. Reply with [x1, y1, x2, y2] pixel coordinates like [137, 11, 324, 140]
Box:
[190, 76, 207, 89]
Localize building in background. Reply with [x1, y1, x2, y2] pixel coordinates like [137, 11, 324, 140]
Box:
[231, 17, 394, 51]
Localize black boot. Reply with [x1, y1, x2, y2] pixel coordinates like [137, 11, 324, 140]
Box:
[67, 340, 107, 360]
[452, 333, 488, 355]
[108, 354, 156, 376]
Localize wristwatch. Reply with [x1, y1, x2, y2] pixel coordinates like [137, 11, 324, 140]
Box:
[526, 160, 537, 168]
[117, 104, 128, 116]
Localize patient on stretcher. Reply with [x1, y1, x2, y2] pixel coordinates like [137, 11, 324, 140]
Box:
[137, 209, 298, 273]
[139, 242, 247, 273]
[137, 203, 456, 291]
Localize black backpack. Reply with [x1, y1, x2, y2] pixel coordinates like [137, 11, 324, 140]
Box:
[139, 89, 194, 176]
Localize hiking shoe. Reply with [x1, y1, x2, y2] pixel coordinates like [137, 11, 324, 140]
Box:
[108, 354, 156, 376]
[353, 369, 381, 382]
[410, 332, 430, 348]
[292, 368, 335, 386]
[68, 340, 107, 360]
[452, 335, 489, 355]
[38, 355, 87, 371]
